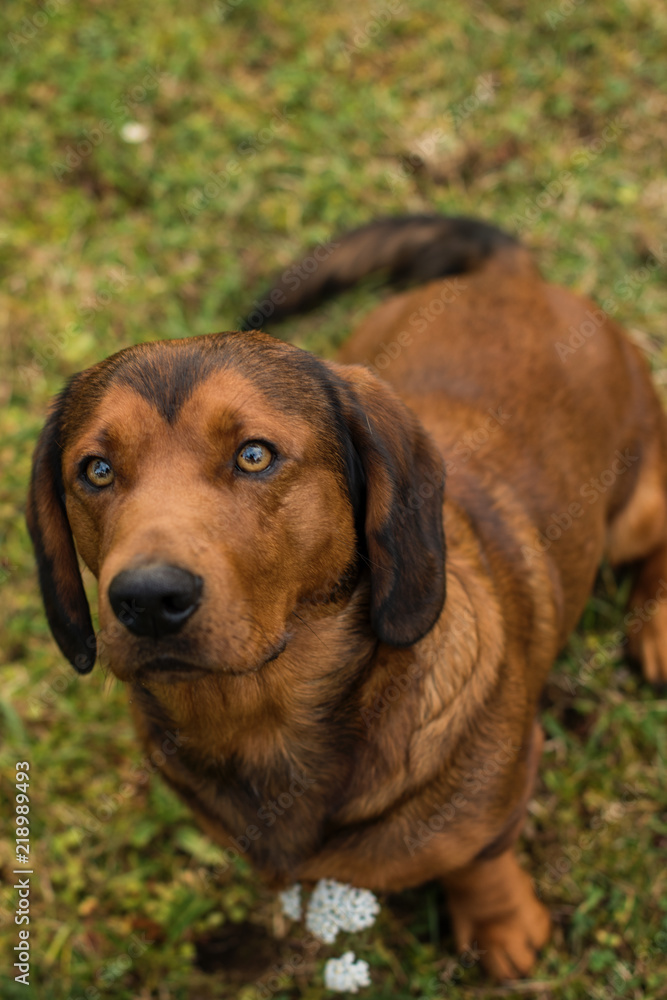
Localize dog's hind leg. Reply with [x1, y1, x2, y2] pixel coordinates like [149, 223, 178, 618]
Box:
[606, 409, 667, 683]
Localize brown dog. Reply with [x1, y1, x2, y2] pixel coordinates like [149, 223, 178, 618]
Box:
[27, 216, 667, 980]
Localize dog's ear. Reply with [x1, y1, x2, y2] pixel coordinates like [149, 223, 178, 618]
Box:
[331, 363, 446, 647]
[26, 390, 96, 673]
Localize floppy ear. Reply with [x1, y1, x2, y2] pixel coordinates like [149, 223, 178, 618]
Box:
[26, 391, 96, 673]
[331, 363, 446, 646]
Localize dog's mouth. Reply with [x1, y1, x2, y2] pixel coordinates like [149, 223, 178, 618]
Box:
[135, 657, 214, 683]
[132, 637, 289, 683]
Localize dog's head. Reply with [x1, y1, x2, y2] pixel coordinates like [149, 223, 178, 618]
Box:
[27, 332, 446, 681]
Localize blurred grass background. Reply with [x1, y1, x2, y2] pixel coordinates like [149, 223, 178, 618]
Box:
[1, 0, 667, 997]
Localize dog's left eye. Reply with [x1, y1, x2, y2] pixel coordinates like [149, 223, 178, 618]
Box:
[84, 458, 115, 488]
[235, 442, 274, 474]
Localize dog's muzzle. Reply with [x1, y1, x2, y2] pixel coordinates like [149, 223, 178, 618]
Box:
[108, 564, 203, 638]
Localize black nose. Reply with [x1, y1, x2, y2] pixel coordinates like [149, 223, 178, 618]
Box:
[108, 564, 203, 638]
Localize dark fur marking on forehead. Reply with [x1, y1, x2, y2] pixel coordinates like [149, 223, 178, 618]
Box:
[112, 342, 228, 423]
[97, 332, 339, 424]
[56, 332, 365, 533]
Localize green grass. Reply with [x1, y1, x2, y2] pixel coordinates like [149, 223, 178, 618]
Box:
[2, 0, 667, 996]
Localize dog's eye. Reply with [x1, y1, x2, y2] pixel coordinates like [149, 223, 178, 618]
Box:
[236, 442, 274, 474]
[85, 458, 115, 488]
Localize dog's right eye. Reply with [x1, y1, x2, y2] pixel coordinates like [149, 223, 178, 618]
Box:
[235, 442, 275, 474]
[84, 458, 115, 488]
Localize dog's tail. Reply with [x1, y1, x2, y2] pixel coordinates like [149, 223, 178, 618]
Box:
[240, 214, 517, 330]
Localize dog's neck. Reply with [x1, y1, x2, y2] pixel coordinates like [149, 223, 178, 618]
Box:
[126, 584, 380, 880]
[130, 579, 376, 754]
[122, 513, 512, 885]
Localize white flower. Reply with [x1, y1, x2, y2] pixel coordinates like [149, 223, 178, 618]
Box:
[279, 883, 302, 921]
[334, 884, 381, 934]
[305, 879, 380, 944]
[324, 951, 371, 993]
[120, 122, 150, 143]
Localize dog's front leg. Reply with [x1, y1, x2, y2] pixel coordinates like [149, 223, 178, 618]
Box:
[443, 846, 550, 980]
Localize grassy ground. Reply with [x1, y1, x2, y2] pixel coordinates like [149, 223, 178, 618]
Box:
[1, 0, 667, 997]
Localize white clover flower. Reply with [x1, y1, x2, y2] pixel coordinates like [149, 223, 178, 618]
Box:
[120, 122, 150, 143]
[279, 883, 302, 921]
[305, 879, 380, 944]
[324, 951, 371, 993]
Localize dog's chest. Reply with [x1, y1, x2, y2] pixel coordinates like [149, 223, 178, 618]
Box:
[155, 719, 362, 882]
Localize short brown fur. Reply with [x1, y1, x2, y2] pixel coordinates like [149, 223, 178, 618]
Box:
[28, 217, 667, 980]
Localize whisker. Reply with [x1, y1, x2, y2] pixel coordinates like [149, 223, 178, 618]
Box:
[291, 610, 330, 649]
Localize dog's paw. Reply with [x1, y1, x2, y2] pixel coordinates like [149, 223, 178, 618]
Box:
[628, 600, 667, 685]
[448, 870, 550, 980]
[623, 549, 667, 685]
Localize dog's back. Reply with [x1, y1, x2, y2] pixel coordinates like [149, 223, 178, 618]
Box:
[245, 216, 667, 645]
